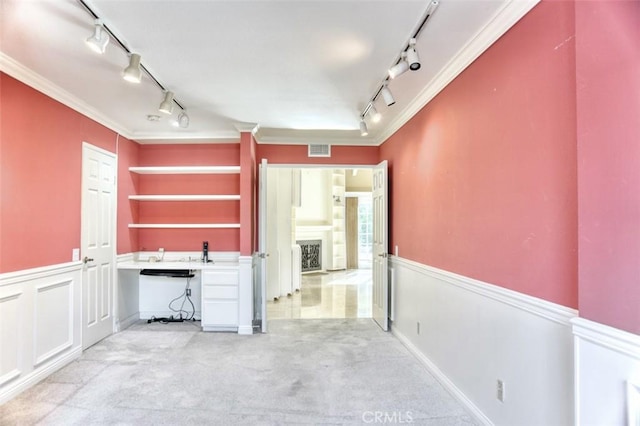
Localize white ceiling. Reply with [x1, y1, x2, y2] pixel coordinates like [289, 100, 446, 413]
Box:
[0, 0, 538, 145]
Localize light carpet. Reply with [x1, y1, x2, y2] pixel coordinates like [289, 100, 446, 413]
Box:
[0, 319, 477, 425]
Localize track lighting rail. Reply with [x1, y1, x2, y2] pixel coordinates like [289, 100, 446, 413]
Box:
[359, 0, 439, 131]
[77, 0, 186, 112]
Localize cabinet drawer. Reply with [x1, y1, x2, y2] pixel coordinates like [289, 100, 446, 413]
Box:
[202, 270, 238, 285]
[202, 301, 238, 326]
[202, 284, 238, 299]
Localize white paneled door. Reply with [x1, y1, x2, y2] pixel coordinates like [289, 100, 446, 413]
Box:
[372, 161, 389, 331]
[81, 143, 116, 349]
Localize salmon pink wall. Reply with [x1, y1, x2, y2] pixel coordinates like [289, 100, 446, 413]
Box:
[117, 136, 139, 254]
[136, 143, 241, 252]
[379, 1, 578, 307]
[0, 73, 118, 273]
[239, 133, 256, 255]
[576, 0, 640, 334]
[257, 144, 379, 165]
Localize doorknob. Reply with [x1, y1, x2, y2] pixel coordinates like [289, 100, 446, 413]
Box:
[83, 256, 94, 264]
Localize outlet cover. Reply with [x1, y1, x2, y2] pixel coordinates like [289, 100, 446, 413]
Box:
[72, 248, 80, 262]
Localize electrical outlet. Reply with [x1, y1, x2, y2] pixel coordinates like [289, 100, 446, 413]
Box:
[158, 247, 164, 253]
[497, 380, 505, 402]
[416, 321, 421, 335]
[395, 245, 399, 256]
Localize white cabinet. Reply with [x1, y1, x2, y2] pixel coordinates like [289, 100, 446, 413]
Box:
[201, 267, 239, 332]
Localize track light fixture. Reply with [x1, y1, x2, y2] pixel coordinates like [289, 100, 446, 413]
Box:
[359, 120, 369, 137]
[388, 53, 409, 79]
[159, 91, 175, 114]
[79, 0, 190, 130]
[172, 111, 190, 129]
[406, 38, 420, 71]
[369, 105, 382, 123]
[381, 85, 395, 107]
[122, 53, 142, 83]
[358, 0, 439, 136]
[86, 20, 109, 54]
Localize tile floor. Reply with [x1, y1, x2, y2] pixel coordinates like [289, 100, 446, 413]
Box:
[267, 269, 373, 320]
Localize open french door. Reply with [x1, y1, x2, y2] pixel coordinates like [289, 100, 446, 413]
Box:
[258, 159, 268, 332]
[372, 160, 389, 331]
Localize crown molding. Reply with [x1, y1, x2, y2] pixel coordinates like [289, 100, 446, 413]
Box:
[252, 127, 375, 146]
[0, 51, 134, 139]
[374, 0, 541, 146]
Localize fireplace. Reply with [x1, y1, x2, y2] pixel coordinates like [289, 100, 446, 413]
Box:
[297, 239, 322, 272]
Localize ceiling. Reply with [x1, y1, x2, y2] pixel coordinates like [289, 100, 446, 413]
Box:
[0, 0, 538, 145]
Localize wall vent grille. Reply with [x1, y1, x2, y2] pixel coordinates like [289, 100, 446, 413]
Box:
[308, 144, 331, 157]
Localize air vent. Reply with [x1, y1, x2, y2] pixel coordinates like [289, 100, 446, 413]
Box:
[308, 144, 331, 158]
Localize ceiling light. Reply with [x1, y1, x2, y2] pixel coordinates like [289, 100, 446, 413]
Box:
[172, 111, 189, 128]
[369, 105, 382, 123]
[86, 20, 109, 54]
[159, 91, 174, 114]
[388, 54, 409, 79]
[122, 53, 142, 83]
[407, 38, 421, 71]
[359, 120, 368, 137]
[380, 85, 395, 107]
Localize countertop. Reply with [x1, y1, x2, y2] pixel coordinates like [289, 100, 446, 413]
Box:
[117, 260, 239, 270]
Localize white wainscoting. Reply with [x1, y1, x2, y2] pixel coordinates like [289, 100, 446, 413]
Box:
[0, 262, 82, 405]
[389, 257, 576, 426]
[572, 317, 640, 426]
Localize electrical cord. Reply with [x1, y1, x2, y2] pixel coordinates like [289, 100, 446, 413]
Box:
[168, 276, 195, 320]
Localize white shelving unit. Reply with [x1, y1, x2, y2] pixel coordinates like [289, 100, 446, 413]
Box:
[129, 195, 240, 201]
[129, 166, 240, 174]
[330, 169, 346, 270]
[128, 224, 240, 229]
[128, 165, 241, 229]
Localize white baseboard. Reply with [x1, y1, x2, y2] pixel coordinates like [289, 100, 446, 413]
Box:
[572, 317, 640, 426]
[117, 312, 140, 331]
[389, 256, 576, 426]
[0, 346, 82, 405]
[237, 325, 254, 335]
[391, 326, 492, 426]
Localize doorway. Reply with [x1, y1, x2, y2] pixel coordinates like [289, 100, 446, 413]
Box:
[264, 166, 374, 320]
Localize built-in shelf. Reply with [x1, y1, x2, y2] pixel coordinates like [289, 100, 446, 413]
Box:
[129, 166, 240, 174]
[129, 224, 241, 229]
[129, 195, 241, 201]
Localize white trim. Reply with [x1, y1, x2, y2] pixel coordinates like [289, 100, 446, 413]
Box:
[237, 325, 253, 335]
[374, 0, 541, 146]
[391, 256, 577, 324]
[391, 326, 492, 426]
[0, 347, 82, 406]
[571, 317, 640, 361]
[0, 262, 82, 286]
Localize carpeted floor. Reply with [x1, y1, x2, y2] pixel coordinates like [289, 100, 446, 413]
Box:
[0, 319, 477, 425]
